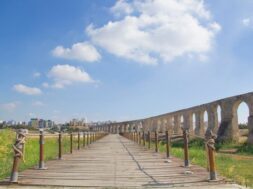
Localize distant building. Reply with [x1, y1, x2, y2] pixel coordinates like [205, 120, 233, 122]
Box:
[39, 119, 45, 128]
[47, 120, 54, 128]
[69, 118, 88, 130]
[7, 120, 16, 126]
[29, 118, 39, 128]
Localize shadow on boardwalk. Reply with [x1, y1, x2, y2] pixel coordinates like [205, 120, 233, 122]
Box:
[0, 134, 245, 189]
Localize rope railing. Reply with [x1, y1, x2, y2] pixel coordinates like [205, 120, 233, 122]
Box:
[9, 130, 108, 183]
[120, 129, 217, 181]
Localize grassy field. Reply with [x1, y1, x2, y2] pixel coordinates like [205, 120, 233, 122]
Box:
[0, 129, 81, 180]
[156, 138, 253, 187]
[1, 129, 252, 187]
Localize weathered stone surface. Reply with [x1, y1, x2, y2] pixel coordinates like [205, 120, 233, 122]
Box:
[97, 92, 253, 144]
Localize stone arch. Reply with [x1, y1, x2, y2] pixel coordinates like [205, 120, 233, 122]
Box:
[180, 114, 184, 130]
[232, 100, 250, 143]
[204, 110, 208, 132]
[192, 112, 197, 133]
[170, 116, 175, 134]
[217, 100, 239, 142]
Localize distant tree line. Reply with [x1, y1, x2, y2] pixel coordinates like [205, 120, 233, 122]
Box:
[239, 123, 248, 129]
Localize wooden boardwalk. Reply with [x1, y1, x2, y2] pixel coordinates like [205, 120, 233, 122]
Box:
[1, 134, 244, 188]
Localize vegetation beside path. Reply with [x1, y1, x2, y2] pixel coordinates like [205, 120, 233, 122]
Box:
[0, 129, 75, 180]
[158, 138, 253, 188]
[1, 129, 253, 188]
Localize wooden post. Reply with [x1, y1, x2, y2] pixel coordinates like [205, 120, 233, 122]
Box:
[38, 130, 46, 169]
[148, 131, 151, 149]
[155, 131, 158, 152]
[183, 129, 189, 167]
[139, 132, 141, 145]
[143, 131, 145, 146]
[58, 132, 62, 160]
[70, 133, 73, 153]
[83, 132, 85, 147]
[78, 132, 80, 150]
[206, 130, 217, 180]
[10, 129, 27, 183]
[166, 130, 170, 158]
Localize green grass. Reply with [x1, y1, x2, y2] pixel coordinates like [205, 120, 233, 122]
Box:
[0, 129, 73, 180]
[216, 142, 253, 156]
[154, 139, 253, 187]
[135, 138, 253, 187]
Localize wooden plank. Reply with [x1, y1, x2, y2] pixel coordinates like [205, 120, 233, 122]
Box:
[0, 134, 242, 188]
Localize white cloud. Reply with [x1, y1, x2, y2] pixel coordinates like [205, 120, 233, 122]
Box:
[48, 64, 94, 88]
[52, 42, 101, 62]
[111, 0, 133, 17]
[86, 0, 220, 65]
[42, 82, 49, 88]
[1, 102, 19, 112]
[13, 84, 42, 95]
[32, 101, 45, 106]
[33, 72, 41, 78]
[242, 18, 251, 26]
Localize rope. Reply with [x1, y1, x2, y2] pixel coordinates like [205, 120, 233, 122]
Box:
[12, 131, 26, 162]
[205, 130, 217, 150]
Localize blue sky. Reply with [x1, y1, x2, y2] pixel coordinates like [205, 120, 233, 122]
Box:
[0, 0, 253, 123]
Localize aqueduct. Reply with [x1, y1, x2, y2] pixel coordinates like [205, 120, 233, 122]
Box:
[93, 92, 253, 144]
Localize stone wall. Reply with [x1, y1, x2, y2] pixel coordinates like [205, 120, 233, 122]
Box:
[94, 92, 253, 144]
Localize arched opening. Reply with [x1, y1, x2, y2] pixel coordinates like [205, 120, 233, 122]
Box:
[204, 110, 208, 132]
[180, 115, 184, 129]
[236, 101, 249, 143]
[192, 113, 196, 132]
[217, 105, 222, 127]
[171, 117, 175, 134]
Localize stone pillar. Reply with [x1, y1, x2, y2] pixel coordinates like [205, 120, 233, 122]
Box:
[207, 106, 219, 134]
[117, 125, 120, 134]
[195, 111, 205, 136]
[167, 116, 173, 134]
[183, 112, 193, 134]
[217, 101, 239, 142]
[247, 99, 253, 144]
[124, 124, 127, 132]
[173, 115, 181, 134]
[162, 118, 167, 133]
[129, 124, 133, 132]
[157, 120, 161, 132]
[247, 115, 253, 144]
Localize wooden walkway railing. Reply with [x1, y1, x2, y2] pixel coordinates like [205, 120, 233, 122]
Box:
[120, 129, 217, 181]
[9, 129, 107, 183]
[1, 133, 243, 188]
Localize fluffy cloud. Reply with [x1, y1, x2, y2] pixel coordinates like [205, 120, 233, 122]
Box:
[1, 102, 18, 112]
[242, 18, 251, 27]
[42, 82, 49, 88]
[111, 0, 134, 16]
[48, 64, 94, 88]
[87, 0, 220, 65]
[13, 84, 42, 95]
[52, 42, 101, 62]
